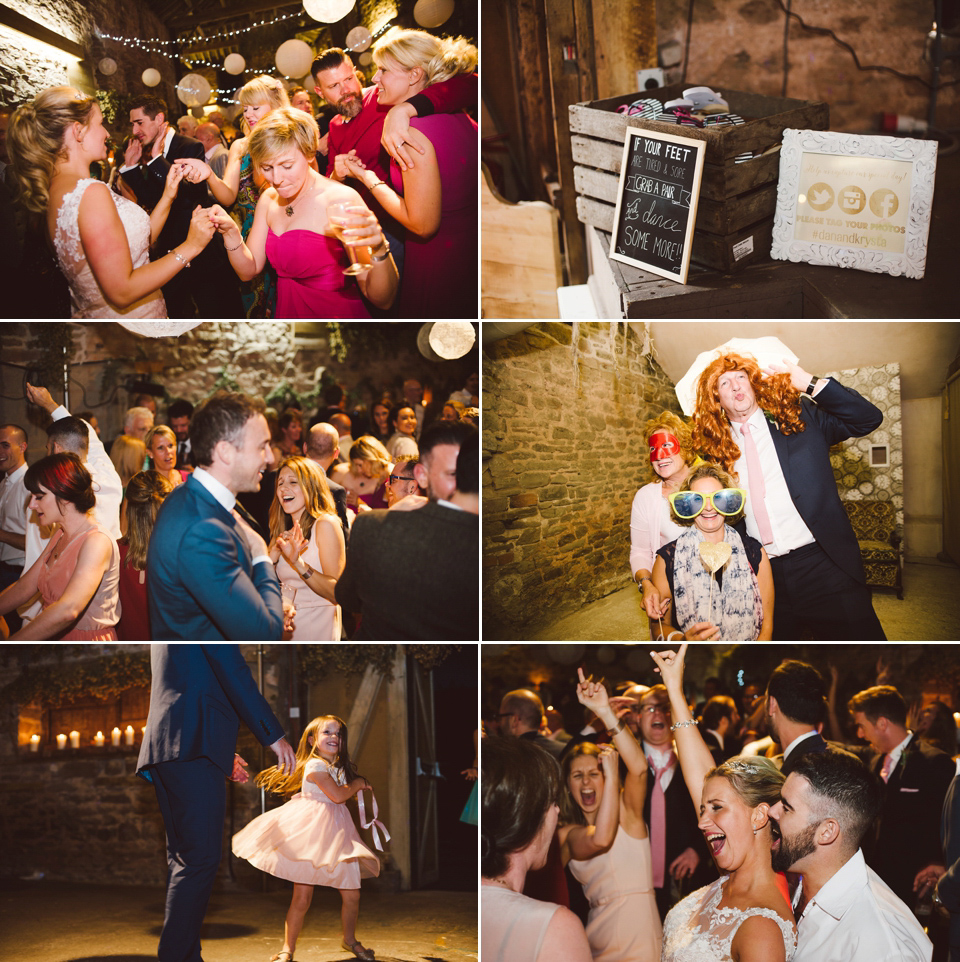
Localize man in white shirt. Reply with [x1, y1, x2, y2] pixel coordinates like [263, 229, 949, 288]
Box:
[765, 659, 830, 775]
[194, 122, 229, 180]
[769, 748, 932, 962]
[693, 352, 885, 640]
[0, 422, 28, 632]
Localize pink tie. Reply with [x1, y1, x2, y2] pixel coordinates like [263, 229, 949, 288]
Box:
[649, 752, 675, 888]
[740, 422, 774, 546]
[881, 753, 894, 782]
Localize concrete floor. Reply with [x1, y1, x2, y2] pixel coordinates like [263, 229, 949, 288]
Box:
[0, 879, 477, 962]
[524, 558, 960, 641]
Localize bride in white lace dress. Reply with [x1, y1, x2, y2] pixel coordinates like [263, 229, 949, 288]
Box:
[7, 86, 215, 318]
[651, 645, 797, 962]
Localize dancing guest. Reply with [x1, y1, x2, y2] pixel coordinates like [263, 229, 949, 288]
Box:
[145, 425, 186, 489]
[116, 470, 173, 641]
[271, 408, 304, 464]
[208, 108, 397, 319]
[441, 400, 465, 423]
[176, 75, 289, 316]
[330, 436, 392, 513]
[110, 434, 147, 493]
[630, 412, 701, 626]
[914, 701, 958, 757]
[559, 669, 662, 962]
[370, 400, 393, 446]
[385, 404, 419, 459]
[268, 456, 345, 641]
[481, 737, 592, 962]
[650, 463, 773, 642]
[384, 456, 421, 508]
[652, 644, 797, 962]
[692, 352, 884, 640]
[7, 87, 213, 318]
[0, 453, 119, 640]
[764, 660, 831, 776]
[341, 28, 477, 318]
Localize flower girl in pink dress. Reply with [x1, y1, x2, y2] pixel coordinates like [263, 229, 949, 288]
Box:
[232, 715, 383, 961]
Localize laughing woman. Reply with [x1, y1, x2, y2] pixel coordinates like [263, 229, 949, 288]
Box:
[269, 456, 345, 640]
[558, 669, 662, 962]
[651, 644, 795, 962]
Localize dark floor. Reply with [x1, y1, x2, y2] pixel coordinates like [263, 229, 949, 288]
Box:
[0, 878, 477, 962]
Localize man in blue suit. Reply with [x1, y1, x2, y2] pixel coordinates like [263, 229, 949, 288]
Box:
[147, 391, 285, 640]
[138, 645, 296, 962]
[694, 353, 885, 640]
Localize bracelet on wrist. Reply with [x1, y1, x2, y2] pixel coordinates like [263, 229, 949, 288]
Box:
[171, 249, 191, 268]
[225, 239, 243, 251]
[370, 239, 391, 263]
[670, 719, 697, 732]
[608, 716, 627, 737]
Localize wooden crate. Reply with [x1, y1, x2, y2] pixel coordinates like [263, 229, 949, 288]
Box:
[570, 83, 828, 272]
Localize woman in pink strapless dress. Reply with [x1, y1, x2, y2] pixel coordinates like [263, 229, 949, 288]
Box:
[0, 453, 119, 640]
[209, 107, 398, 320]
[342, 29, 478, 320]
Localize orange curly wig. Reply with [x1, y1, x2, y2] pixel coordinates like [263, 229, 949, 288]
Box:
[692, 353, 806, 473]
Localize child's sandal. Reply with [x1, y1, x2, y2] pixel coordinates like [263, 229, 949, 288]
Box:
[270, 953, 294, 962]
[341, 939, 375, 960]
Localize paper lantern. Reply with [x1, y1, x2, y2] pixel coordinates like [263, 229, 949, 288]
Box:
[142, 68, 161, 87]
[414, 0, 455, 27]
[98, 57, 117, 76]
[224, 53, 246, 75]
[117, 322, 203, 337]
[177, 73, 212, 107]
[359, 52, 373, 66]
[346, 25, 372, 52]
[275, 39, 314, 77]
[190, 105, 205, 118]
[303, 0, 356, 23]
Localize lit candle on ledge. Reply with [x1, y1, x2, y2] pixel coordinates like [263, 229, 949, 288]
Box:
[125, 725, 134, 746]
[141, 726, 146, 738]
[30, 735, 40, 753]
[94, 731, 105, 747]
[111, 727, 121, 747]
[69, 731, 80, 749]
[57, 733, 67, 750]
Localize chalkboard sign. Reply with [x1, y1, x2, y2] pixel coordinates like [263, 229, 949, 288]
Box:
[609, 128, 706, 284]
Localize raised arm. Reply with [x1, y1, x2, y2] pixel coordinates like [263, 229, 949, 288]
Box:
[559, 743, 621, 863]
[650, 644, 716, 812]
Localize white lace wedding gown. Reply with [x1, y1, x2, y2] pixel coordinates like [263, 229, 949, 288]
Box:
[54, 178, 166, 318]
[661, 877, 797, 961]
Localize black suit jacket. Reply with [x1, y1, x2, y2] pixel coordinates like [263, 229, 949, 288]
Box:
[335, 501, 478, 640]
[779, 731, 829, 776]
[938, 775, 960, 948]
[325, 474, 350, 543]
[746, 379, 882, 584]
[120, 132, 209, 253]
[864, 736, 955, 904]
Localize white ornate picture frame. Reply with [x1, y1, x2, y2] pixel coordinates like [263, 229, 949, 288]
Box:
[771, 129, 937, 279]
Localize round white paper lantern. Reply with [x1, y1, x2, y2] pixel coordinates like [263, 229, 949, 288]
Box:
[224, 53, 246, 75]
[275, 39, 314, 77]
[177, 73, 212, 107]
[359, 51, 373, 66]
[142, 67, 161, 87]
[346, 25, 372, 52]
[98, 57, 117, 76]
[414, 0, 455, 28]
[303, 0, 356, 23]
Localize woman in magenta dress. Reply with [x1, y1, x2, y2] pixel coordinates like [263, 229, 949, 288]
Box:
[209, 107, 398, 319]
[0, 453, 119, 640]
[342, 28, 478, 319]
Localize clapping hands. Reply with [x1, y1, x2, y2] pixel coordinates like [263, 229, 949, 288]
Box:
[275, 520, 307, 566]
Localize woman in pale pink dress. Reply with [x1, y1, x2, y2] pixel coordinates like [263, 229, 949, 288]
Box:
[268, 456, 345, 640]
[232, 714, 380, 962]
[0, 453, 119, 640]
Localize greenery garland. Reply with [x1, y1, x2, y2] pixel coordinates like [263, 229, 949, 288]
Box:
[2, 650, 151, 707]
[297, 645, 462, 682]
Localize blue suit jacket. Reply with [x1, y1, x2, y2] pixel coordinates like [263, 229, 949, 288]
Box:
[147, 474, 284, 640]
[137, 645, 286, 778]
[739, 379, 882, 585]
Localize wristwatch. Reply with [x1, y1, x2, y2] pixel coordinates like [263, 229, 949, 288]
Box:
[370, 239, 391, 263]
[298, 564, 313, 581]
[805, 376, 821, 396]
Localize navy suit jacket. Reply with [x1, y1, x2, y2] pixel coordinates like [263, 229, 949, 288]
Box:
[779, 730, 829, 775]
[137, 645, 286, 778]
[738, 379, 882, 585]
[147, 475, 284, 641]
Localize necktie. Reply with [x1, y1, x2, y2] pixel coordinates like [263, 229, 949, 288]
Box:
[881, 753, 895, 782]
[740, 422, 774, 545]
[649, 751, 675, 888]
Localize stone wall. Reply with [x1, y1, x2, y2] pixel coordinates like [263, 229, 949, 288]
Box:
[0, 322, 476, 465]
[482, 323, 681, 639]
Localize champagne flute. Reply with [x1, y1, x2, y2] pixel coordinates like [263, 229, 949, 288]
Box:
[327, 202, 374, 276]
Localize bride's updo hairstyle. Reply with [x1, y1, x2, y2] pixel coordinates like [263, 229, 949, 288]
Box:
[708, 756, 784, 822]
[482, 737, 560, 879]
[7, 87, 97, 213]
[372, 27, 477, 86]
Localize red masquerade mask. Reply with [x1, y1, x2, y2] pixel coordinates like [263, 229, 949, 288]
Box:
[649, 431, 681, 462]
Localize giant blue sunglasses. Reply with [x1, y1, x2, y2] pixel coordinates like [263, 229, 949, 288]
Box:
[668, 488, 745, 520]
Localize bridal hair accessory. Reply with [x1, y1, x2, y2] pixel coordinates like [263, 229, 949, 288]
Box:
[356, 787, 391, 852]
